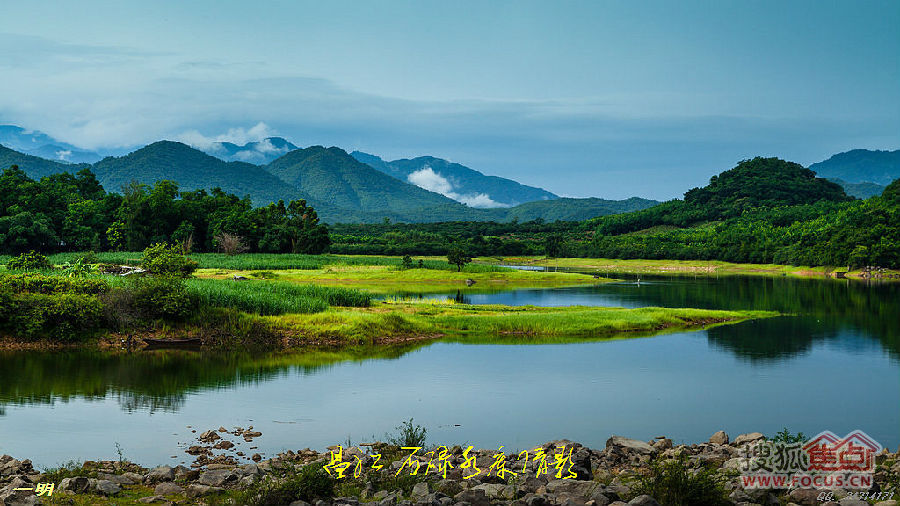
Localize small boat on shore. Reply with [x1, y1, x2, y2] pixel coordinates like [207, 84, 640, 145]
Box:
[142, 337, 202, 349]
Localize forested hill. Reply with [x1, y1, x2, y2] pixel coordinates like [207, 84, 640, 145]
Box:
[1, 142, 657, 223]
[351, 151, 558, 207]
[809, 149, 900, 185]
[589, 157, 899, 268]
[0, 144, 90, 180]
[90, 141, 310, 207]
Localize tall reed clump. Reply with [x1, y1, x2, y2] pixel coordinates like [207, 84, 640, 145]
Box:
[185, 279, 370, 315]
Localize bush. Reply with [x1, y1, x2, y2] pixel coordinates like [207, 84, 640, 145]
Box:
[140, 243, 198, 278]
[386, 418, 427, 448]
[6, 251, 52, 271]
[0, 292, 104, 340]
[631, 455, 730, 506]
[237, 463, 335, 506]
[0, 272, 107, 295]
[129, 276, 196, 319]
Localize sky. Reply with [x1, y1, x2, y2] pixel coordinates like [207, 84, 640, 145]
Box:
[1, 0, 898, 200]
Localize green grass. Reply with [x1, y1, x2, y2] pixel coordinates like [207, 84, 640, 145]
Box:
[271, 302, 777, 343]
[45, 252, 511, 272]
[185, 279, 371, 315]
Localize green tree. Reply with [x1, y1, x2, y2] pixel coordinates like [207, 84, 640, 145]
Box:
[447, 246, 472, 272]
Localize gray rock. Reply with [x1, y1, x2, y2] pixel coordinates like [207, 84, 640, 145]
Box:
[525, 495, 548, 506]
[412, 482, 430, 501]
[379, 493, 399, 506]
[58, 476, 91, 493]
[97, 472, 136, 485]
[874, 501, 899, 506]
[138, 496, 172, 504]
[198, 468, 236, 487]
[546, 480, 596, 498]
[145, 466, 175, 483]
[471, 483, 506, 499]
[709, 430, 729, 445]
[0, 477, 38, 506]
[605, 436, 654, 454]
[838, 499, 870, 506]
[94, 479, 122, 496]
[627, 496, 660, 506]
[290, 501, 312, 506]
[186, 483, 221, 497]
[733, 432, 765, 446]
[436, 479, 463, 496]
[454, 489, 490, 506]
[154, 482, 184, 496]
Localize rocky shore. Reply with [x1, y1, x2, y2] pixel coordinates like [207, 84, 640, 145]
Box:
[1, 431, 897, 506]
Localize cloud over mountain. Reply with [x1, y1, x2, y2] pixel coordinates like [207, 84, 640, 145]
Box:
[407, 167, 507, 208]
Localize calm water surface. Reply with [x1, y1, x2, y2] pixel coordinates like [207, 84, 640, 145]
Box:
[1, 274, 897, 468]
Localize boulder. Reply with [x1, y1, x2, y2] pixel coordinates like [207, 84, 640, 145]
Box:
[198, 468, 237, 487]
[709, 431, 729, 445]
[145, 466, 175, 483]
[733, 432, 765, 446]
[411, 482, 430, 501]
[454, 489, 490, 506]
[605, 436, 654, 455]
[154, 482, 184, 496]
[94, 479, 122, 496]
[59, 476, 91, 493]
[628, 496, 660, 506]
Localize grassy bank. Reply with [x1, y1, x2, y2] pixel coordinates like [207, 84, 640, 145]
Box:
[267, 301, 777, 345]
[194, 264, 606, 294]
[478, 256, 900, 281]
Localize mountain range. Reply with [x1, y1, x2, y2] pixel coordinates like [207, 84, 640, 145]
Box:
[0, 138, 658, 223]
[1, 123, 896, 223]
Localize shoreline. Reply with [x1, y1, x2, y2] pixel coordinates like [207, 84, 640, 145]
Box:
[2, 430, 896, 506]
[0, 303, 776, 352]
[478, 256, 900, 282]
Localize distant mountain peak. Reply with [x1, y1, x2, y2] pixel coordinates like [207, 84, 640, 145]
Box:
[809, 148, 900, 186]
[189, 136, 300, 164]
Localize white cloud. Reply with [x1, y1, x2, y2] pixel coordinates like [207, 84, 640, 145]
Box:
[407, 166, 508, 208]
[55, 149, 72, 161]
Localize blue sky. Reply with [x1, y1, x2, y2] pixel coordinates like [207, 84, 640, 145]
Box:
[1, 0, 898, 199]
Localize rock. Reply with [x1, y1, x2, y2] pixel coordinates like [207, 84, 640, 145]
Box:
[186, 483, 221, 497]
[788, 489, 821, 505]
[290, 501, 312, 506]
[138, 496, 172, 504]
[733, 432, 765, 446]
[412, 482, 430, 501]
[435, 479, 463, 497]
[199, 430, 221, 443]
[605, 436, 654, 455]
[154, 482, 184, 496]
[471, 483, 507, 499]
[838, 500, 869, 506]
[545, 480, 596, 498]
[94, 479, 122, 496]
[379, 493, 399, 506]
[627, 496, 660, 506]
[525, 495, 549, 506]
[454, 489, 490, 506]
[97, 472, 136, 485]
[122, 471, 145, 483]
[465, 279, 476, 286]
[59, 476, 91, 493]
[875, 501, 899, 506]
[145, 466, 175, 483]
[709, 431, 729, 445]
[0, 477, 37, 505]
[213, 440, 235, 450]
[198, 468, 237, 487]
[251, 453, 262, 462]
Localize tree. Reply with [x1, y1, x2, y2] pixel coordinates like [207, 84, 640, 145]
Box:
[447, 246, 472, 272]
[140, 243, 198, 278]
[214, 231, 249, 256]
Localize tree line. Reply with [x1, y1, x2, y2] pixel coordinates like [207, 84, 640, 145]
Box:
[0, 165, 329, 254]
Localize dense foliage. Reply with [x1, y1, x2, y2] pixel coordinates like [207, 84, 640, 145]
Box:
[0, 165, 330, 255]
[590, 158, 900, 268]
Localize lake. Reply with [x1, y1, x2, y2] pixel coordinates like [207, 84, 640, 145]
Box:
[1, 274, 897, 469]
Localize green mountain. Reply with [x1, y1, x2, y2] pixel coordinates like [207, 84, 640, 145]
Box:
[90, 141, 306, 205]
[827, 178, 886, 199]
[0, 144, 90, 178]
[350, 151, 558, 207]
[266, 146, 466, 215]
[2, 141, 658, 224]
[809, 149, 900, 185]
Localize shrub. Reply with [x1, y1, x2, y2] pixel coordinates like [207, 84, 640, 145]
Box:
[237, 463, 335, 506]
[140, 243, 198, 278]
[0, 272, 107, 295]
[6, 251, 52, 271]
[0, 293, 104, 340]
[631, 455, 730, 506]
[214, 231, 250, 256]
[770, 427, 806, 444]
[130, 276, 196, 319]
[386, 418, 427, 448]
